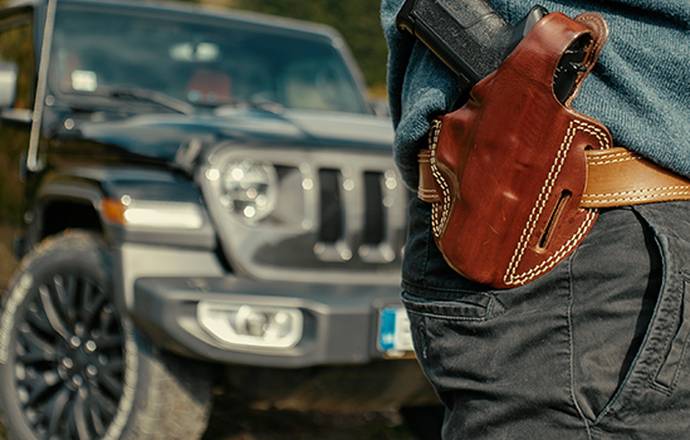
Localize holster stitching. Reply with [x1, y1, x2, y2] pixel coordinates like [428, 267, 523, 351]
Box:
[428, 120, 451, 238]
[503, 119, 609, 285]
[589, 157, 641, 166]
[584, 185, 690, 199]
[584, 191, 690, 205]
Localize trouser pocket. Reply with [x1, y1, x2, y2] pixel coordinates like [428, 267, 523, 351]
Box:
[592, 206, 690, 426]
[401, 261, 586, 439]
[653, 276, 690, 389]
[401, 290, 505, 407]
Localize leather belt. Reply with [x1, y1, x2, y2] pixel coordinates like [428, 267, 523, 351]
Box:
[418, 147, 690, 208]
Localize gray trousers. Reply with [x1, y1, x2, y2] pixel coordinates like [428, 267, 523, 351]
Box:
[402, 200, 690, 439]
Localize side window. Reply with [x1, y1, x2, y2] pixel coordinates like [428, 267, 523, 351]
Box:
[0, 16, 35, 109]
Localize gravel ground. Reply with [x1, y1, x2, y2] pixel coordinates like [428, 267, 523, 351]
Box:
[204, 408, 414, 440]
[0, 410, 414, 439]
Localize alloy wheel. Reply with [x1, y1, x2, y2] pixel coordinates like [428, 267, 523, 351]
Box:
[11, 272, 125, 439]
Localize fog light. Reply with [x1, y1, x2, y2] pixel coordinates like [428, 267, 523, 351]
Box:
[197, 302, 303, 348]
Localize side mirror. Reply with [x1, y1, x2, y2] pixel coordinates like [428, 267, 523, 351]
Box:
[0, 61, 18, 108]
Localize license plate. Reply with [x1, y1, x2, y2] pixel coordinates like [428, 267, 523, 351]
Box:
[377, 307, 414, 356]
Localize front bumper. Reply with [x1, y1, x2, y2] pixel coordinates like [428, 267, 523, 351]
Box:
[131, 276, 407, 368]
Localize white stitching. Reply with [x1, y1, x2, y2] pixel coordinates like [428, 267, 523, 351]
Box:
[583, 185, 690, 198]
[588, 152, 632, 159]
[583, 191, 690, 205]
[504, 121, 579, 281]
[503, 120, 609, 286]
[587, 151, 629, 160]
[589, 156, 641, 166]
[428, 119, 451, 238]
[508, 211, 596, 284]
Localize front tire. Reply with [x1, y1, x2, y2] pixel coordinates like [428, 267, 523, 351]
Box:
[0, 231, 212, 439]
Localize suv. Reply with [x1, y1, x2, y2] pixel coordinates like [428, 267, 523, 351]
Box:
[0, 0, 437, 439]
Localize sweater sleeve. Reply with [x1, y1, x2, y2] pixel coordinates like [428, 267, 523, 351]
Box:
[380, 0, 459, 189]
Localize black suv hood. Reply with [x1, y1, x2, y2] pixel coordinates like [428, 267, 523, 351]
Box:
[75, 109, 394, 164]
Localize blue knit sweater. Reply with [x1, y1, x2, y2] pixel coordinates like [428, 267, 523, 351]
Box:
[381, 0, 690, 189]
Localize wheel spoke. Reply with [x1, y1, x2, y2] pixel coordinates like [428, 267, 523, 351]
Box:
[103, 359, 124, 375]
[27, 380, 61, 428]
[17, 349, 56, 365]
[39, 285, 71, 342]
[74, 392, 91, 440]
[24, 374, 60, 407]
[53, 275, 77, 326]
[98, 371, 123, 399]
[87, 388, 107, 437]
[17, 325, 56, 361]
[83, 290, 108, 332]
[100, 305, 117, 334]
[79, 280, 94, 322]
[96, 335, 123, 350]
[91, 386, 117, 420]
[25, 304, 53, 336]
[64, 397, 78, 439]
[47, 386, 71, 436]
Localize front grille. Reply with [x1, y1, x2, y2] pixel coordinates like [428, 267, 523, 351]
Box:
[363, 171, 385, 246]
[202, 146, 405, 283]
[318, 169, 344, 244]
[315, 166, 399, 264]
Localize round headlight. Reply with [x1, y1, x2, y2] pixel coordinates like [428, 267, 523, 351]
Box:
[220, 160, 277, 222]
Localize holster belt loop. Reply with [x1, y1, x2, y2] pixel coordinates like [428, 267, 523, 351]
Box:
[418, 149, 441, 203]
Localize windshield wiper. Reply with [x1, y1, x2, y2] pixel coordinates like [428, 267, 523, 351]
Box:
[214, 96, 285, 117]
[98, 86, 195, 115]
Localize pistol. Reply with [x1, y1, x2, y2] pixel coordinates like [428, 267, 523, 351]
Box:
[397, 0, 588, 103]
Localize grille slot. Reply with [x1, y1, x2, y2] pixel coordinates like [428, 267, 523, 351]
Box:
[363, 171, 385, 245]
[317, 168, 344, 243]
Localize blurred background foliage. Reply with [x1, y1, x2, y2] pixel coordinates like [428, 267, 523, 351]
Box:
[176, 0, 388, 96]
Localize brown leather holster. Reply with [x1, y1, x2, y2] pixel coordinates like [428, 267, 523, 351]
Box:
[416, 12, 690, 289]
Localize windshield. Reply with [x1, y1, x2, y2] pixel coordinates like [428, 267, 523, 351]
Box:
[49, 6, 369, 114]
